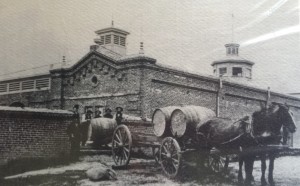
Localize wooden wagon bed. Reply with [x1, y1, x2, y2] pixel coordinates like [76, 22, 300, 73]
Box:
[110, 120, 299, 179]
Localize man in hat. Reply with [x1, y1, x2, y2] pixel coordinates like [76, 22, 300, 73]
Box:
[85, 109, 93, 120]
[103, 108, 113, 118]
[115, 107, 123, 125]
[67, 105, 81, 161]
[95, 110, 102, 118]
[80, 109, 93, 146]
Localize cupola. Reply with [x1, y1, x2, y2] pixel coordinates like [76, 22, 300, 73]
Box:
[93, 23, 130, 56]
[212, 43, 255, 81]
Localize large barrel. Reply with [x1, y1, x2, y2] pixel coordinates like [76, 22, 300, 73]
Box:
[88, 118, 117, 145]
[170, 105, 216, 138]
[152, 106, 181, 137]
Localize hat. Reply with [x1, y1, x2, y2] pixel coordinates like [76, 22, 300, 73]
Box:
[116, 107, 123, 111]
[86, 110, 93, 114]
[105, 108, 112, 112]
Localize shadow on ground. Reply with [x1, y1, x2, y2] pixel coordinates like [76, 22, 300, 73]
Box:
[1, 154, 238, 186]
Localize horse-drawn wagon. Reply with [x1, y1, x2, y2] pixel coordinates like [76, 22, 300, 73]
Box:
[110, 105, 246, 176]
[85, 103, 297, 184]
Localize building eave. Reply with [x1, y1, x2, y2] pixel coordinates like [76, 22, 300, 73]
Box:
[95, 27, 130, 35]
[0, 73, 50, 84]
[117, 55, 156, 63]
[211, 59, 255, 66]
[149, 63, 300, 103]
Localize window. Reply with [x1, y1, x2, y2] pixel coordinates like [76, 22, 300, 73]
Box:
[0, 84, 7, 93]
[90, 75, 100, 87]
[232, 67, 243, 76]
[9, 82, 20, 92]
[98, 36, 105, 45]
[120, 37, 126, 46]
[232, 48, 236, 54]
[36, 78, 50, 89]
[0, 78, 50, 94]
[245, 68, 252, 78]
[114, 35, 119, 44]
[22, 80, 34, 90]
[226, 48, 230, 55]
[91, 76, 98, 84]
[219, 67, 227, 77]
[105, 35, 111, 44]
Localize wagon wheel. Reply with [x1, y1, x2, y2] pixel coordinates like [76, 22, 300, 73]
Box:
[208, 154, 229, 173]
[160, 137, 182, 178]
[152, 147, 160, 164]
[112, 124, 132, 167]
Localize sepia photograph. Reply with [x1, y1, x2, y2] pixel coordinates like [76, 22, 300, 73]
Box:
[0, 0, 300, 185]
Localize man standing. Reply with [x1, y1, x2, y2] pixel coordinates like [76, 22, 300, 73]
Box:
[67, 105, 81, 161]
[115, 107, 123, 125]
[103, 108, 113, 118]
[95, 110, 102, 118]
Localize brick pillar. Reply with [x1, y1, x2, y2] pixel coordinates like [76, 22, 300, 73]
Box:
[139, 67, 146, 119]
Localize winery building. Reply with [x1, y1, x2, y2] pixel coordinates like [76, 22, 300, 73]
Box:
[1, 25, 300, 145]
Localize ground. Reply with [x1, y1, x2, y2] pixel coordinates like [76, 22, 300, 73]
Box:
[1, 154, 300, 186]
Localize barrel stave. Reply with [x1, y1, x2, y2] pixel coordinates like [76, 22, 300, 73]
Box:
[89, 118, 117, 145]
[170, 106, 216, 138]
[152, 106, 181, 137]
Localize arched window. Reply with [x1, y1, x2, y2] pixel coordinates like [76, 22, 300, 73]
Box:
[10, 102, 25, 108]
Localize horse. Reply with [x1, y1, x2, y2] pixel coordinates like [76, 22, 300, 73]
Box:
[239, 102, 297, 186]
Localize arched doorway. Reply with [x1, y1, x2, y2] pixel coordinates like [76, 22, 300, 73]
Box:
[10, 102, 25, 108]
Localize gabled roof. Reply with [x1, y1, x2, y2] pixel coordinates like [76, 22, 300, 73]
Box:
[49, 48, 156, 76]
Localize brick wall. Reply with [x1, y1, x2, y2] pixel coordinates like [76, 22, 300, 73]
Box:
[0, 106, 75, 167]
[142, 66, 300, 147]
[1, 54, 300, 148]
[0, 90, 50, 108]
[49, 58, 143, 117]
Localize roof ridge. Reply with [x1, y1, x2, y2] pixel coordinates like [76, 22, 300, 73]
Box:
[97, 46, 123, 58]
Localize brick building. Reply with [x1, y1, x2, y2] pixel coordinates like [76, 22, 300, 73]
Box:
[1, 25, 300, 145]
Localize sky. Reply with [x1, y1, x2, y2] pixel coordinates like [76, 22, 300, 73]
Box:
[0, 0, 299, 93]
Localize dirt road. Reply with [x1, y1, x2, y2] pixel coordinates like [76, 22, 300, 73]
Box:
[2, 155, 300, 185]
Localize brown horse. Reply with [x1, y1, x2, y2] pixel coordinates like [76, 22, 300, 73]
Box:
[239, 103, 296, 186]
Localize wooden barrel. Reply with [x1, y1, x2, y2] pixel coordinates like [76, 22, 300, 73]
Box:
[170, 105, 216, 138]
[152, 106, 181, 137]
[89, 118, 117, 145]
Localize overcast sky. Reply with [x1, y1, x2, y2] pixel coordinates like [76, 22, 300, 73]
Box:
[0, 0, 299, 93]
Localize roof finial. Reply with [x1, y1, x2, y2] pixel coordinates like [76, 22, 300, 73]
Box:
[62, 56, 66, 67]
[139, 42, 144, 55]
[231, 13, 235, 43]
[111, 14, 114, 27]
